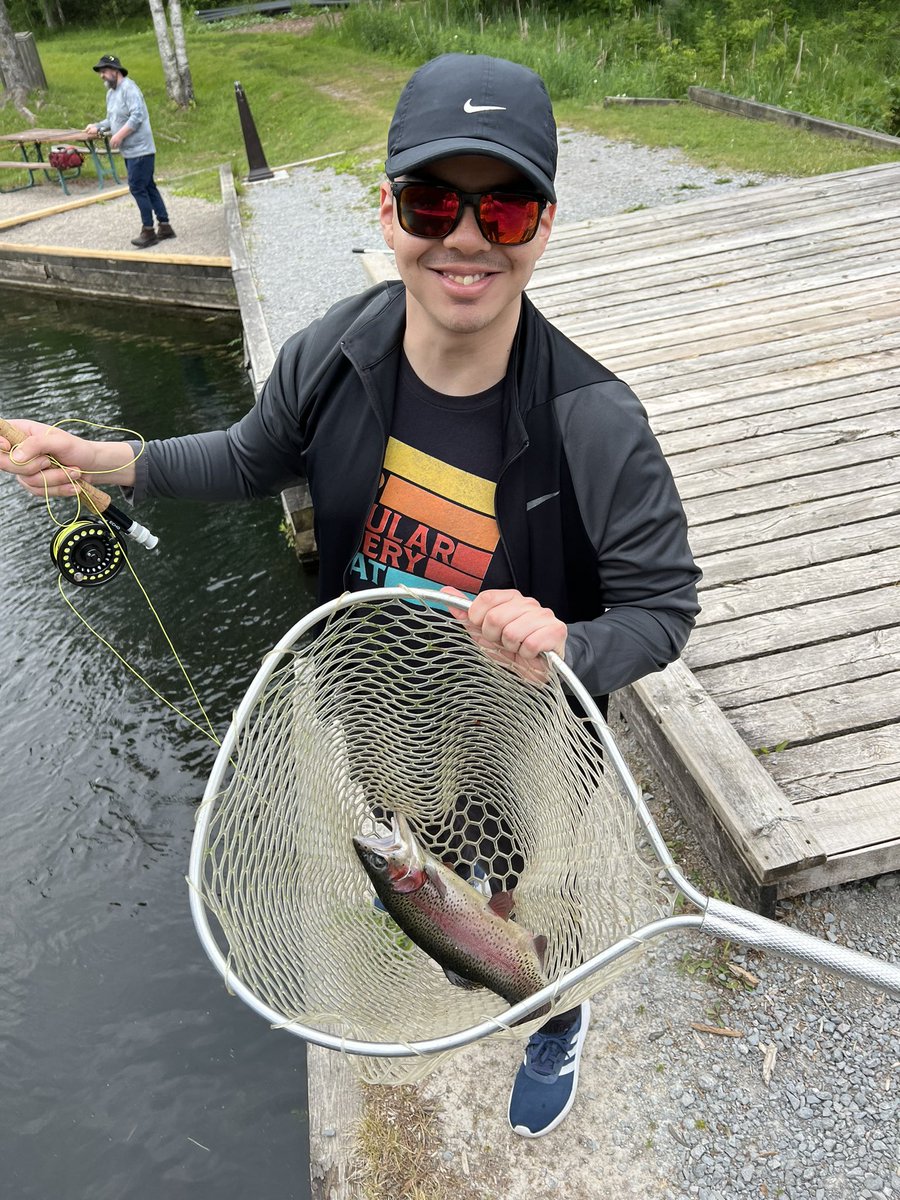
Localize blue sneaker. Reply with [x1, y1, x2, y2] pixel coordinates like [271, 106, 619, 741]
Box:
[508, 1000, 590, 1137]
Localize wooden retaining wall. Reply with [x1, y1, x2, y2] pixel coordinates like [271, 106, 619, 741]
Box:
[0, 241, 236, 309]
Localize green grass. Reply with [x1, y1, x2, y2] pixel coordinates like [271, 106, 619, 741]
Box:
[1, 7, 896, 204]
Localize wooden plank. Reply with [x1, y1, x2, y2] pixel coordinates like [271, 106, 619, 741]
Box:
[626, 661, 825, 884]
[536, 235, 900, 322]
[796, 782, 900, 855]
[668, 407, 900, 479]
[764, 728, 900, 801]
[688, 87, 900, 152]
[546, 164, 899, 244]
[307, 1046, 365, 1200]
[643, 352, 900, 423]
[584, 300, 900, 373]
[685, 458, 900, 528]
[629, 314, 900, 394]
[540, 180, 900, 269]
[220, 162, 274, 387]
[697, 547, 900, 624]
[576, 291, 900, 370]
[688, 483, 900, 558]
[676, 432, 900, 502]
[684, 586, 900, 670]
[778, 836, 900, 897]
[561, 273, 900, 346]
[0, 186, 131, 231]
[698, 514, 900, 589]
[727, 671, 900, 749]
[0, 240, 230, 268]
[541, 200, 900, 299]
[615, 687, 779, 913]
[697, 628, 900, 708]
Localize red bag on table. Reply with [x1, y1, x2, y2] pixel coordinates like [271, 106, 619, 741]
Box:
[48, 145, 84, 170]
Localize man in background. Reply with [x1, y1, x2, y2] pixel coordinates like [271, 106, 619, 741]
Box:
[85, 53, 175, 248]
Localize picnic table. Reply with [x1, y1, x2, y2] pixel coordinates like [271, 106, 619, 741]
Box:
[0, 128, 121, 195]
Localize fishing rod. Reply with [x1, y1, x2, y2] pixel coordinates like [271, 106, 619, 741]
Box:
[0, 417, 158, 587]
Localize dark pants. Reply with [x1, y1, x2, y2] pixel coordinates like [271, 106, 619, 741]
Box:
[125, 154, 168, 227]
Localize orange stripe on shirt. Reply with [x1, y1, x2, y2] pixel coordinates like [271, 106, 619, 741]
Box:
[381, 475, 499, 553]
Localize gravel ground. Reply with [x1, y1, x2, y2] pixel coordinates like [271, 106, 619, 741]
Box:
[0, 174, 228, 258]
[241, 133, 898, 1199]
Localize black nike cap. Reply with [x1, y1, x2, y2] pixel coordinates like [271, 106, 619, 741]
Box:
[385, 54, 558, 202]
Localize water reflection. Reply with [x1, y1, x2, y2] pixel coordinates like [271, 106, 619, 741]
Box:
[0, 291, 317, 1200]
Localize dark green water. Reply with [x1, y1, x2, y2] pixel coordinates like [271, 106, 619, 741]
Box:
[0, 291, 318, 1200]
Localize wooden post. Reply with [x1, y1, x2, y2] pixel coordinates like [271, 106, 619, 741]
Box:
[14, 32, 47, 91]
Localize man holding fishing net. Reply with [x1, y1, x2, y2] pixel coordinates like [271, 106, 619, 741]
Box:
[0, 53, 700, 1138]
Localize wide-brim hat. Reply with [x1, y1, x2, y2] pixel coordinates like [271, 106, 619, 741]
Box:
[385, 54, 558, 202]
[93, 54, 128, 76]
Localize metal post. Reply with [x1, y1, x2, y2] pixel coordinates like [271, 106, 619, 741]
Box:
[234, 80, 274, 182]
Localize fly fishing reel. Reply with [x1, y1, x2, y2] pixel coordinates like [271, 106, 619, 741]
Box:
[50, 518, 127, 587]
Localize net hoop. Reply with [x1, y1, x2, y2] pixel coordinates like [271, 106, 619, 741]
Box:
[189, 588, 900, 1076]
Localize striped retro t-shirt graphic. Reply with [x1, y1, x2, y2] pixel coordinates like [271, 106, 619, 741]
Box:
[349, 437, 499, 598]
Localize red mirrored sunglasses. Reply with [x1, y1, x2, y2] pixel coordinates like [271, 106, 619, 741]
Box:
[390, 180, 547, 246]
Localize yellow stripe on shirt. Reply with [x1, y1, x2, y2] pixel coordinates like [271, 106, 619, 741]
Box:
[384, 438, 496, 517]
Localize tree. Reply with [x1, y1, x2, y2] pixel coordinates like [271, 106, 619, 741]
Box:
[0, 0, 34, 118]
[148, 0, 194, 109]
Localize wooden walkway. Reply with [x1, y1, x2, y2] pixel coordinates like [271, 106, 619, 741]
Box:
[527, 161, 900, 910]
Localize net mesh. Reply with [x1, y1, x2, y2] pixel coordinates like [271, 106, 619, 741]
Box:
[195, 596, 672, 1083]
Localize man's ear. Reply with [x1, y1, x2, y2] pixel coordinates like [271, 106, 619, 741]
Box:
[379, 181, 395, 251]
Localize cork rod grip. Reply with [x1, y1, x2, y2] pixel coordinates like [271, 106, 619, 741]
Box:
[0, 417, 111, 515]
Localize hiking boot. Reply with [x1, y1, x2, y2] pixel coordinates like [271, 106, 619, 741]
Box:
[508, 1000, 590, 1137]
[156, 222, 176, 240]
[131, 226, 158, 248]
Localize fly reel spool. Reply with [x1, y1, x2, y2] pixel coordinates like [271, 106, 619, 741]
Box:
[50, 519, 127, 587]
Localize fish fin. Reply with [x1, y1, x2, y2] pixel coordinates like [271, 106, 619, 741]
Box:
[533, 933, 549, 969]
[488, 890, 515, 920]
[424, 861, 448, 898]
[444, 969, 483, 991]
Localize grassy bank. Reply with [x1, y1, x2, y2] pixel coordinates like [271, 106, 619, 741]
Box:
[1, 6, 897, 204]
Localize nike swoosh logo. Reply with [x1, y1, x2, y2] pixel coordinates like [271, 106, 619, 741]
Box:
[463, 99, 507, 114]
[526, 491, 560, 511]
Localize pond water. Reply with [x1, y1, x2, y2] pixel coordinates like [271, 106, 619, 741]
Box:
[0, 291, 317, 1200]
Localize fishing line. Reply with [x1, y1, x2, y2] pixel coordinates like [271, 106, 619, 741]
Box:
[5, 416, 219, 746]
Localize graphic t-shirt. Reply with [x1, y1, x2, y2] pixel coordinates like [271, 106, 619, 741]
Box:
[348, 356, 508, 599]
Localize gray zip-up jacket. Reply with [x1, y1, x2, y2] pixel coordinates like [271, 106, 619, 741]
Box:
[95, 76, 155, 158]
[132, 282, 701, 698]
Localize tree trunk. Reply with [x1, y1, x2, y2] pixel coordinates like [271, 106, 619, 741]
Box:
[167, 0, 195, 105]
[147, 0, 186, 107]
[0, 0, 33, 117]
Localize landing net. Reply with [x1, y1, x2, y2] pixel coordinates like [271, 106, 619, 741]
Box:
[192, 590, 671, 1084]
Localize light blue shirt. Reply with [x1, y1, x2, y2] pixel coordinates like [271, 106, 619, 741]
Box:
[96, 76, 156, 158]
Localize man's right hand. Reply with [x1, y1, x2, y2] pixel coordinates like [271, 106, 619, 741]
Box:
[0, 419, 137, 497]
[84, 124, 100, 136]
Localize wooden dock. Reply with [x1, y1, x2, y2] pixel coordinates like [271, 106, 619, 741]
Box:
[527, 161, 900, 911]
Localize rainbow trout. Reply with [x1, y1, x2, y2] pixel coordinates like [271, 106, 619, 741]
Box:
[353, 813, 549, 1009]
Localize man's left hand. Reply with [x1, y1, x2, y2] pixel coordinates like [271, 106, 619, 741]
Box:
[441, 587, 566, 682]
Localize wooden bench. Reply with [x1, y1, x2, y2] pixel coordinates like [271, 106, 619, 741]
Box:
[0, 159, 78, 195]
[195, 0, 354, 20]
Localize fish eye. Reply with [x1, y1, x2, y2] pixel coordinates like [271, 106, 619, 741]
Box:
[370, 853, 387, 870]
